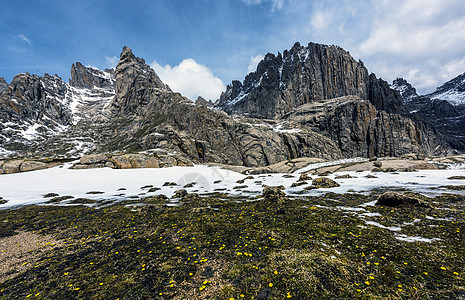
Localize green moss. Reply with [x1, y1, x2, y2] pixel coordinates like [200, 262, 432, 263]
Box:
[0, 192, 463, 299]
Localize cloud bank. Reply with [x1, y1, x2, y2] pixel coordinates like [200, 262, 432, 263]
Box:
[151, 59, 225, 101]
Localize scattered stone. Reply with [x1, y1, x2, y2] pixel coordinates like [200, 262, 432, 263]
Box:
[69, 198, 97, 204]
[365, 175, 378, 179]
[448, 176, 465, 180]
[298, 173, 311, 182]
[291, 181, 307, 187]
[43, 193, 59, 198]
[141, 185, 154, 189]
[213, 180, 222, 184]
[317, 171, 332, 177]
[233, 185, 248, 190]
[148, 187, 161, 193]
[335, 174, 353, 179]
[282, 174, 294, 178]
[376, 192, 432, 208]
[173, 189, 188, 198]
[261, 185, 286, 205]
[0, 198, 7, 205]
[373, 161, 382, 168]
[369, 157, 378, 161]
[304, 186, 317, 191]
[312, 177, 340, 188]
[183, 182, 196, 188]
[244, 176, 254, 180]
[47, 196, 74, 203]
[372, 168, 383, 172]
[236, 179, 245, 184]
[86, 191, 104, 195]
[118, 188, 127, 191]
[439, 185, 465, 191]
[163, 182, 177, 186]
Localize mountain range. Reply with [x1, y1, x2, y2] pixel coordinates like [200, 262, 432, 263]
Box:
[1, 42, 463, 168]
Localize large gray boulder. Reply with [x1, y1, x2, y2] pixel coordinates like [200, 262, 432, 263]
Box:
[19, 161, 47, 172]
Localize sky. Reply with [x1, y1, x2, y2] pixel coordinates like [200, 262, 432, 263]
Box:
[1, 0, 465, 101]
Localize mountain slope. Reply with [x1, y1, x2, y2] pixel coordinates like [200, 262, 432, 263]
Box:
[0, 64, 115, 156]
[429, 72, 465, 106]
[0, 43, 455, 164]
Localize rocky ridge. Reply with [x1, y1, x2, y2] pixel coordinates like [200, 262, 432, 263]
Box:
[0, 63, 116, 156]
[0, 42, 459, 170]
[216, 42, 405, 119]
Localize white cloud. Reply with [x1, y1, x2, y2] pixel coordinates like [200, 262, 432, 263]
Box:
[241, 0, 285, 11]
[151, 59, 225, 101]
[105, 56, 119, 69]
[16, 34, 31, 46]
[356, 0, 465, 93]
[310, 10, 331, 31]
[247, 54, 264, 74]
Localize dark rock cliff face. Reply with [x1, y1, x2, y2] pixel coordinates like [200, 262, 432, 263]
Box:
[392, 77, 465, 151]
[0, 73, 72, 128]
[282, 96, 445, 158]
[217, 42, 404, 119]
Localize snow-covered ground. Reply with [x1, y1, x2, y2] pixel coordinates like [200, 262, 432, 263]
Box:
[1, 163, 465, 209]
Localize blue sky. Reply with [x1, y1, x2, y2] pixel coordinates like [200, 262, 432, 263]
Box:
[1, 0, 465, 100]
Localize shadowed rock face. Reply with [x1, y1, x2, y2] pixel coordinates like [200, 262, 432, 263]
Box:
[282, 96, 447, 158]
[392, 77, 465, 151]
[70, 62, 115, 90]
[216, 42, 405, 119]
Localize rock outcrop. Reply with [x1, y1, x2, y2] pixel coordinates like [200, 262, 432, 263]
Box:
[71, 153, 193, 169]
[216, 42, 404, 119]
[376, 192, 432, 208]
[282, 96, 446, 158]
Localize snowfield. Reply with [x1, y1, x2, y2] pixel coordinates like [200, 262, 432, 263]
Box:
[1, 162, 465, 209]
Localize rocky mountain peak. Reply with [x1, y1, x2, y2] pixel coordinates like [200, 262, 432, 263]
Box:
[216, 41, 404, 119]
[429, 72, 465, 106]
[391, 78, 419, 104]
[109, 46, 170, 116]
[0, 77, 8, 93]
[70, 62, 115, 90]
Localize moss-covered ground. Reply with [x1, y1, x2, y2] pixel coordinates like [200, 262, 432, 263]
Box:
[0, 191, 464, 299]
